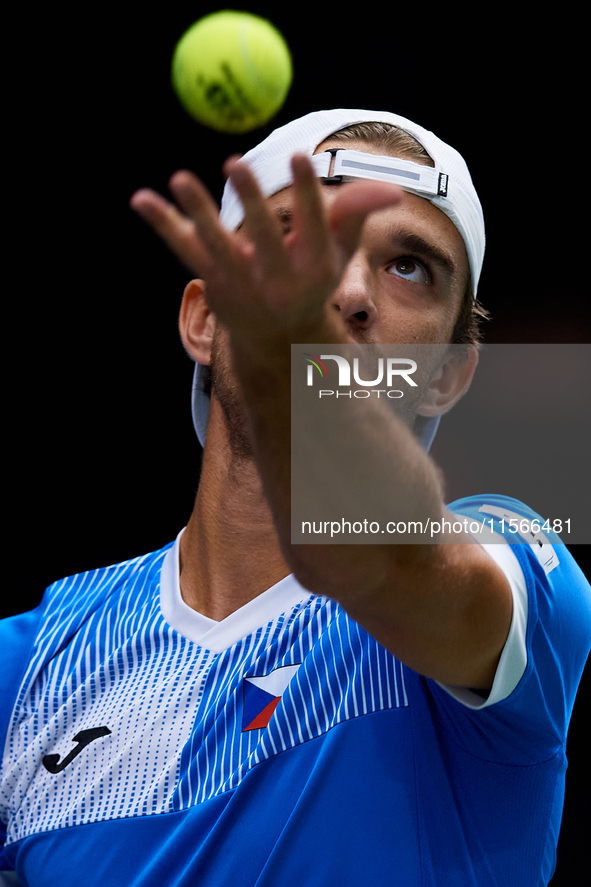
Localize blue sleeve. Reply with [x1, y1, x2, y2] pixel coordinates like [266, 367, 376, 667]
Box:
[0, 605, 44, 874]
[0, 609, 43, 743]
[437, 494, 591, 760]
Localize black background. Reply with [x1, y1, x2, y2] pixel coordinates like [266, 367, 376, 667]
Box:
[5, 4, 589, 883]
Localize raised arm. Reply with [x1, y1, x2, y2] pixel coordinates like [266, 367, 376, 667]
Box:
[131, 156, 513, 691]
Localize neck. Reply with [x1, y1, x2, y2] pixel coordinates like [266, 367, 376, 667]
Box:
[179, 401, 290, 621]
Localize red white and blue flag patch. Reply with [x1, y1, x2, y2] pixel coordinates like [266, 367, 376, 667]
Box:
[242, 664, 301, 731]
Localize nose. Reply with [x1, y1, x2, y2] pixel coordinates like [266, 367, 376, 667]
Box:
[329, 253, 377, 333]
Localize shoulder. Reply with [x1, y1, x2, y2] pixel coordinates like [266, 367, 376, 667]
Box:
[0, 608, 44, 751]
[26, 542, 175, 640]
[440, 493, 591, 743]
[449, 493, 591, 631]
[0, 541, 175, 745]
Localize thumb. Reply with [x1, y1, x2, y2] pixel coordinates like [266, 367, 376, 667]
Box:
[329, 182, 403, 257]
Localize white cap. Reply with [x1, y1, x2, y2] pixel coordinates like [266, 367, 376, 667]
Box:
[193, 109, 485, 450]
[220, 108, 485, 293]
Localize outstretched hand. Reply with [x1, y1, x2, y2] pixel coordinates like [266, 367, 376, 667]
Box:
[130, 154, 402, 347]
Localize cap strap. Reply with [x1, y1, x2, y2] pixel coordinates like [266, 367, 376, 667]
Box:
[311, 149, 448, 197]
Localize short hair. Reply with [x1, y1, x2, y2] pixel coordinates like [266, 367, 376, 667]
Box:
[325, 122, 490, 345]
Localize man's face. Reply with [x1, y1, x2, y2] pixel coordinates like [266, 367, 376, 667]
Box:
[209, 138, 472, 457]
[306, 138, 470, 346]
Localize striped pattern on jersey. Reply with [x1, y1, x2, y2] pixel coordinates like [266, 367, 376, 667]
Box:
[1, 544, 408, 844]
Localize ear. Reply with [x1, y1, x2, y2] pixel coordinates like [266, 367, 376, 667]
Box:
[417, 346, 478, 417]
[179, 279, 216, 366]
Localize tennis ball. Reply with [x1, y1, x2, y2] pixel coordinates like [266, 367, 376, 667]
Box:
[171, 11, 293, 133]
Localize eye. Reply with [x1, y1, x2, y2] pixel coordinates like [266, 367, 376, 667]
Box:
[276, 210, 293, 236]
[387, 257, 430, 285]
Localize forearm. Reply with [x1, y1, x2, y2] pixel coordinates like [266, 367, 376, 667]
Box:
[230, 329, 446, 602]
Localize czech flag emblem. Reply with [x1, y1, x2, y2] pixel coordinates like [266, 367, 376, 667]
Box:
[242, 664, 301, 732]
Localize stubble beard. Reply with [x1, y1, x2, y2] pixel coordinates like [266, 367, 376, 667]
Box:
[209, 331, 446, 465]
[209, 329, 255, 462]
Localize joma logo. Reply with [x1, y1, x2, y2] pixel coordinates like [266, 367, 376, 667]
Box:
[42, 726, 112, 773]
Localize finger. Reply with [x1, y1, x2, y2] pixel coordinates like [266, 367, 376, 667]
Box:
[224, 159, 287, 274]
[329, 182, 403, 257]
[130, 187, 214, 277]
[289, 154, 332, 264]
[167, 170, 235, 265]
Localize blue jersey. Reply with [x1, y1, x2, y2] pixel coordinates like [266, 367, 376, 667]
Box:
[1, 495, 590, 886]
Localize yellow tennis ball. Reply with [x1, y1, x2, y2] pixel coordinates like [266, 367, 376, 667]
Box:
[171, 10, 293, 133]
